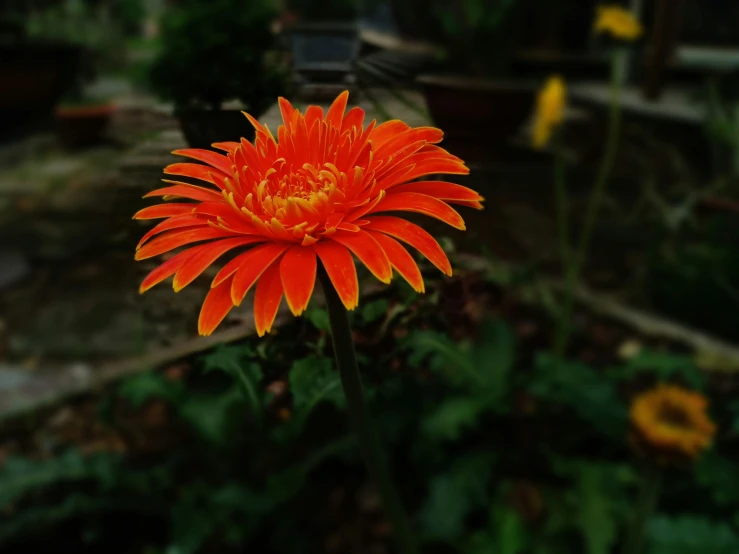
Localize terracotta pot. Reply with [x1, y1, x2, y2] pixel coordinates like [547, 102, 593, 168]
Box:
[55, 104, 116, 148]
[417, 75, 536, 163]
[175, 109, 257, 149]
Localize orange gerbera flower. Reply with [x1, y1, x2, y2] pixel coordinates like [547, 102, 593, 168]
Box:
[629, 384, 716, 465]
[134, 91, 482, 336]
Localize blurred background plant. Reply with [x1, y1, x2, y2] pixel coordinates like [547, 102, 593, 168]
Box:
[147, 0, 287, 112]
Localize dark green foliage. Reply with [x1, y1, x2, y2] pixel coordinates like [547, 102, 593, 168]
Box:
[148, 0, 287, 110]
[1, 283, 737, 554]
[648, 516, 739, 554]
[424, 0, 526, 77]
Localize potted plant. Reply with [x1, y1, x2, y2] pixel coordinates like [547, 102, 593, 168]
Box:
[0, 12, 81, 139]
[149, 0, 288, 149]
[416, 0, 534, 163]
[55, 64, 116, 148]
[24, 0, 124, 148]
[283, 0, 362, 100]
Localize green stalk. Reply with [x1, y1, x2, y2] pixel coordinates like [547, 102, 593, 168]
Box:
[552, 148, 572, 349]
[620, 465, 662, 554]
[317, 266, 418, 554]
[554, 50, 625, 356]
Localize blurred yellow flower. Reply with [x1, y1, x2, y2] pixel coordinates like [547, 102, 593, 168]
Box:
[630, 384, 716, 465]
[594, 5, 644, 41]
[532, 76, 566, 149]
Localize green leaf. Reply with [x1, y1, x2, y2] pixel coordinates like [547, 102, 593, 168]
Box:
[647, 516, 739, 554]
[420, 452, 495, 542]
[360, 298, 389, 324]
[0, 451, 121, 507]
[530, 354, 627, 439]
[695, 453, 739, 507]
[402, 330, 479, 388]
[179, 387, 243, 445]
[491, 506, 528, 554]
[576, 467, 617, 554]
[611, 350, 705, 389]
[201, 344, 264, 420]
[422, 396, 488, 441]
[289, 355, 345, 418]
[472, 320, 515, 396]
[118, 372, 184, 408]
[304, 307, 331, 332]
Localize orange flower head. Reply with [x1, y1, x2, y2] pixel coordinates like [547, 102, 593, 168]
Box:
[133, 92, 482, 336]
[629, 384, 716, 466]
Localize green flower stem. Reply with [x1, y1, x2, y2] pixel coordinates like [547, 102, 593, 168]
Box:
[318, 266, 418, 554]
[552, 148, 572, 349]
[554, 50, 625, 356]
[620, 465, 662, 554]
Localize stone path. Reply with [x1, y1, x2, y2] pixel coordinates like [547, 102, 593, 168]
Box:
[0, 87, 440, 422]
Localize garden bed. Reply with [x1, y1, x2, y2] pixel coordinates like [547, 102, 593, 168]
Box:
[1, 252, 738, 554]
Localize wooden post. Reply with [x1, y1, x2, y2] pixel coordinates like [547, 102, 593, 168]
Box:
[643, 0, 687, 101]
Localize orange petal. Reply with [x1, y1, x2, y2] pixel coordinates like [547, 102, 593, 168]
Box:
[369, 120, 411, 148]
[144, 182, 222, 202]
[254, 260, 284, 337]
[330, 231, 392, 284]
[164, 163, 225, 186]
[230, 243, 290, 305]
[133, 203, 195, 220]
[279, 245, 317, 316]
[369, 192, 466, 230]
[211, 141, 240, 152]
[341, 106, 365, 133]
[137, 214, 205, 248]
[315, 240, 359, 310]
[390, 181, 483, 204]
[198, 275, 236, 336]
[305, 105, 324, 127]
[364, 216, 451, 276]
[173, 237, 264, 292]
[135, 227, 237, 260]
[172, 148, 233, 175]
[326, 90, 349, 128]
[139, 249, 194, 293]
[367, 231, 424, 293]
[373, 127, 444, 160]
[278, 97, 296, 128]
[382, 157, 469, 188]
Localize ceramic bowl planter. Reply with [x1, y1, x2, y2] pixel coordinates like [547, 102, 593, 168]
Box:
[288, 22, 360, 100]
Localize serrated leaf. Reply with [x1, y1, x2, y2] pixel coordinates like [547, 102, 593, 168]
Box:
[695, 453, 739, 506]
[304, 307, 330, 332]
[360, 298, 389, 324]
[472, 320, 515, 397]
[611, 350, 705, 389]
[577, 467, 617, 554]
[118, 372, 183, 408]
[179, 387, 243, 445]
[422, 396, 488, 441]
[648, 516, 739, 554]
[420, 452, 495, 542]
[402, 330, 478, 387]
[200, 344, 264, 421]
[289, 355, 344, 418]
[530, 354, 627, 439]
